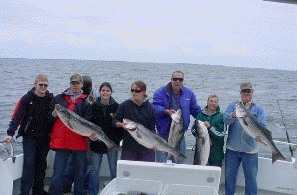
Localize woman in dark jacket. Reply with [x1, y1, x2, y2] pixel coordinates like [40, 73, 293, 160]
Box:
[88, 82, 123, 195]
[113, 80, 157, 162]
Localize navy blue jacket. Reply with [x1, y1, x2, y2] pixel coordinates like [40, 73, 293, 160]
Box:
[113, 99, 157, 152]
[7, 88, 53, 138]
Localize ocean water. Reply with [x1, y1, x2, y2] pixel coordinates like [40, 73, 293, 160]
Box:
[0, 58, 296, 160]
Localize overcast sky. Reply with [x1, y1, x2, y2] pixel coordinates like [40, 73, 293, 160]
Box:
[1, 0, 296, 70]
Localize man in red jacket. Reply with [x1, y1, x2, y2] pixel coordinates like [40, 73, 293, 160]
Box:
[48, 74, 92, 195]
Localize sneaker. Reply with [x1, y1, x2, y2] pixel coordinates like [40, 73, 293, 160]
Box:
[61, 187, 72, 194]
[32, 189, 48, 195]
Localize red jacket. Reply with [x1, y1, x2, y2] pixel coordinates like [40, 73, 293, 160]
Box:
[49, 93, 92, 151]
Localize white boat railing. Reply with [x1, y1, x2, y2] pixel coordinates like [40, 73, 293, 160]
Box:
[273, 140, 297, 147]
[0, 138, 297, 194]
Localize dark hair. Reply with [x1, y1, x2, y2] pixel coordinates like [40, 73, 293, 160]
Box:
[131, 80, 147, 98]
[99, 82, 112, 92]
[172, 71, 184, 78]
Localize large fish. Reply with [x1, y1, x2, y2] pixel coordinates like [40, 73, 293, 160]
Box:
[167, 109, 184, 162]
[55, 104, 119, 153]
[236, 102, 285, 163]
[123, 119, 186, 163]
[193, 120, 210, 166]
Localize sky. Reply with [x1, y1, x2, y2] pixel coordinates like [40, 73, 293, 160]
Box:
[0, 0, 296, 70]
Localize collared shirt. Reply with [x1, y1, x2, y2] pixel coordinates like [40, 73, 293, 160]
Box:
[223, 101, 266, 154]
[171, 93, 181, 110]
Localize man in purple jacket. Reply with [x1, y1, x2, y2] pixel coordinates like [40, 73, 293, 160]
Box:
[153, 71, 201, 163]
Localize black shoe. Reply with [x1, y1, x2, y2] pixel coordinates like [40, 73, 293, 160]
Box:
[61, 187, 72, 194]
[32, 189, 48, 195]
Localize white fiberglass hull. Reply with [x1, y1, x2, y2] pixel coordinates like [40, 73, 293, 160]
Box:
[1, 146, 297, 195]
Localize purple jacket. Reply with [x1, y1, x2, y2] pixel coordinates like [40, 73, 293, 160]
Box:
[153, 82, 201, 136]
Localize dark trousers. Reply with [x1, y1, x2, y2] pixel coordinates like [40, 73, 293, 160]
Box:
[121, 149, 155, 162]
[63, 153, 90, 191]
[20, 136, 50, 195]
[48, 150, 86, 195]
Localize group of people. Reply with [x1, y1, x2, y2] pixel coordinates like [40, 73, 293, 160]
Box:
[4, 71, 266, 195]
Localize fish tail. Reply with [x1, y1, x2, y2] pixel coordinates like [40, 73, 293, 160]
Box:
[272, 151, 285, 164]
[107, 144, 119, 154]
[174, 152, 187, 164]
[167, 154, 173, 161]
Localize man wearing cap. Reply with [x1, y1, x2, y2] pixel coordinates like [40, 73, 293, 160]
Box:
[61, 75, 100, 194]
[223, 82, 266, 195]
[48, 74, 92, 195]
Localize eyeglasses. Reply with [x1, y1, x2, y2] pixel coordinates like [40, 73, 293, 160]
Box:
[38, 84, 48, 87]
[172, 78, 184, 82]
[131, 89, 142, 93]
[241, 89, 252, 93]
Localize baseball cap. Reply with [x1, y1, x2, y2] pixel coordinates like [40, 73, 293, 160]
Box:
[240, 82, 254, 92]
[70, 74, 83, 84]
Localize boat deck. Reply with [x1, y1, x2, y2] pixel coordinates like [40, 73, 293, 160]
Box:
[12, 176, 290, 195]
[7, 147, 297, 195]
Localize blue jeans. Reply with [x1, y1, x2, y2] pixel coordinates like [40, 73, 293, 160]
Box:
[63, 153, 90, 191]
[62, 154, 75, 191]
[88, 151, 118, 195]
[155, 133, 186, 164]
[225, 149, 258, 195]
[21, 136, 49, 195]
[48, 150, 86, 195]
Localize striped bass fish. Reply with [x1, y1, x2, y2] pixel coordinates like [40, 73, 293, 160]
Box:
[167, 109, 184, 162]
[236, 102, 285, 163]
[123, 119, 186, 163]
[55, 104, 119, 153]
[193, 120, 210, 166]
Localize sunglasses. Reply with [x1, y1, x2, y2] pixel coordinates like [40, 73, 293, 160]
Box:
[38, 84, 48, 87]
[172, 78, 184, 82]
[131, 89, 142, 93]
[241, 89, 252, 93]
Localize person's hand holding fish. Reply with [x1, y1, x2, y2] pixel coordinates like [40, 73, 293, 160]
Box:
[89, 132, 99, 141]
[52, 109, 58, 118]
[165, 109, 176, 116]
[4, 136, 12, 144]
[204, 121, 211, 129]
[232, 111, 237, 118]
[255, 136, 263, 143]
[116, 121, 129, 130]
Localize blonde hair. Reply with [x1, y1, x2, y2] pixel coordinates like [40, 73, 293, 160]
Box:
[35, 74, 48, 83]
[207, 94, 219, 102]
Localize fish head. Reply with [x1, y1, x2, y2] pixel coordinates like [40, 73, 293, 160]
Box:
[235, 103, 246, 118]
[196, 120, 208, 137]
[55, 104, 71, 120]
[171, 109, 182, 123]
[123, 119, 138, 131]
